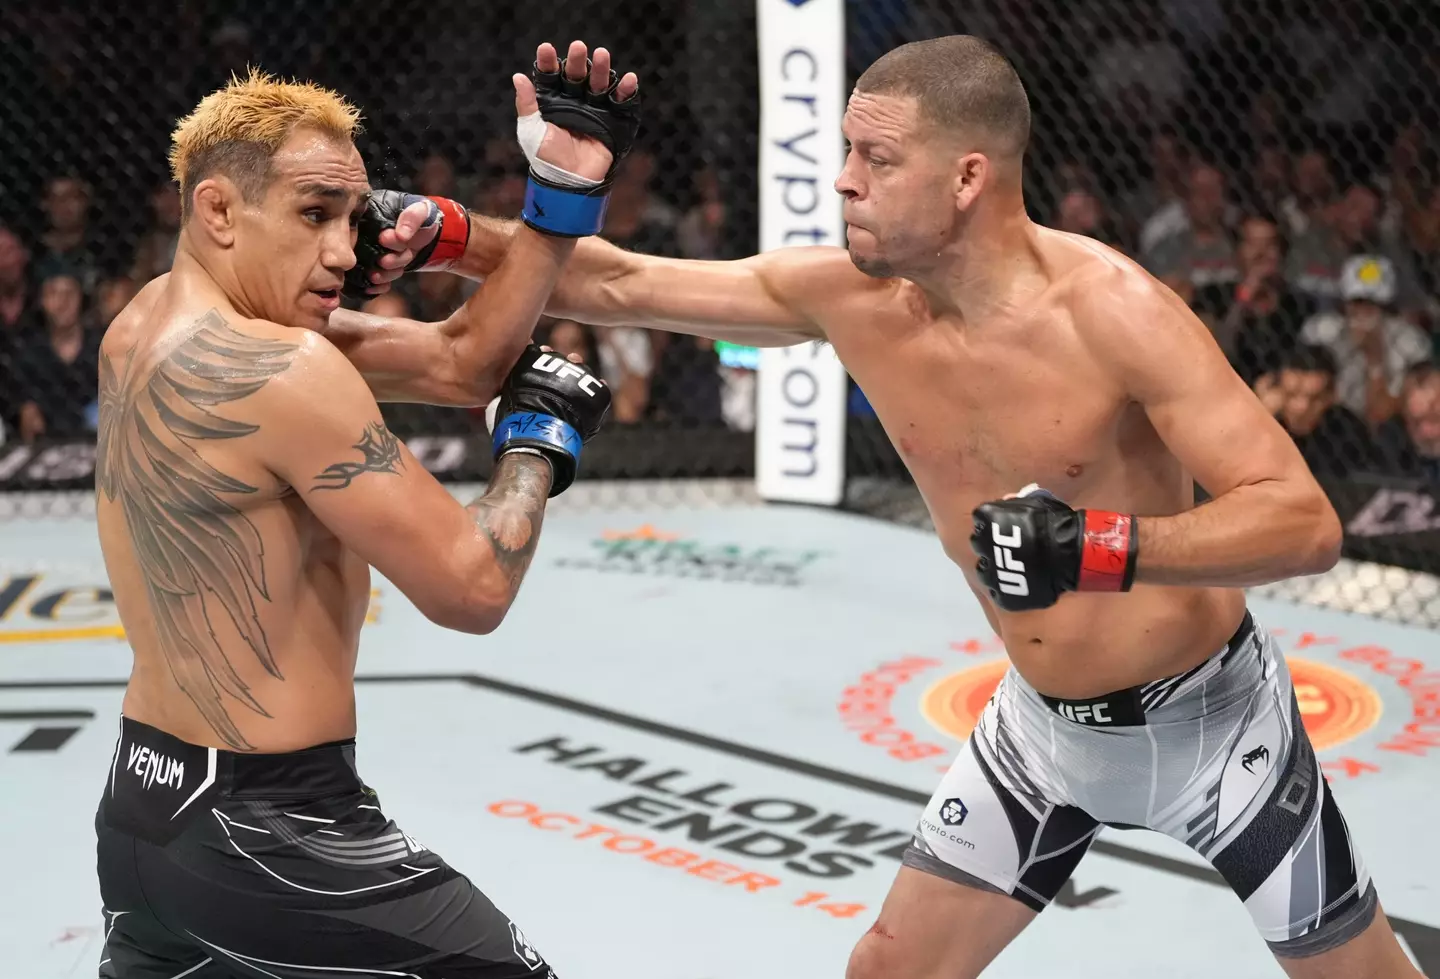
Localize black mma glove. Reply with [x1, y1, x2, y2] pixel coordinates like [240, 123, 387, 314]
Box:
[970, 485, 1138, 612]
[489, 344, 611, 497]
[343, 191, 471, 299]
[520, 56, 641, 238]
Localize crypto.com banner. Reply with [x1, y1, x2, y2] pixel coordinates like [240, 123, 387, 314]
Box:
[755, 0, 849, 506]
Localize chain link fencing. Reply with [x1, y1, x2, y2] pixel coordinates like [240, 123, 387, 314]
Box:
[0, 1, 1437, 624]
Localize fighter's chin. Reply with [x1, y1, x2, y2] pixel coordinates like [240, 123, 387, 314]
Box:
[847, 246, 895, 279]
[279, 290, 343, 330]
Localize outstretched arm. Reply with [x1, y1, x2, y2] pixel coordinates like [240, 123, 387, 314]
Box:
[447, 214, 833, 346]
[1087, 269, 1342, 586]
[321, 222, 572, 406]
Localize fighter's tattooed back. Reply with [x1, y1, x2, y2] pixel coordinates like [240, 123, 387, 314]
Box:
[98, 310, 301, 751]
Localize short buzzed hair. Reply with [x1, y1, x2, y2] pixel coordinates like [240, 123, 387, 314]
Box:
[855, 35, 1031, 158]
[169, 67, 362, 222]
[1282, 344, 1338, 380]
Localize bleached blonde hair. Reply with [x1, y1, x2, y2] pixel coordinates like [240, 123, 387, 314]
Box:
[168, 67, 363, 219]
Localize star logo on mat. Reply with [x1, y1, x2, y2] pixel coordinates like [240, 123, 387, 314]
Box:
[601, 524, 679, 542]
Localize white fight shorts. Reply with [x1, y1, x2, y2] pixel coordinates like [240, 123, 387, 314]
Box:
[904, 610, 1379, 958]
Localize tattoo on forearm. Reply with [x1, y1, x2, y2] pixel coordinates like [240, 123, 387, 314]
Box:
[465, 452, 553, 594]
[311, 422, 404, 490]
[97, 310, 299, 752]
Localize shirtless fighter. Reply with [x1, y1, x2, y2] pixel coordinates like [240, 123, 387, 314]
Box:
[349, 35, 1424, 979]
[93, 43, 636, 978]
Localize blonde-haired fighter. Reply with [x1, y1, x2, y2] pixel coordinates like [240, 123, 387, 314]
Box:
[94, 43, 636, 978]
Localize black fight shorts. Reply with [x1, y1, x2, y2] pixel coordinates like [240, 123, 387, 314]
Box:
[95, 716, 555, 978]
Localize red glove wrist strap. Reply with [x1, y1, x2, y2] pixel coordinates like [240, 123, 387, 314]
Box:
[1077, 510, 1138, 592]
[424, 197, 471, 271]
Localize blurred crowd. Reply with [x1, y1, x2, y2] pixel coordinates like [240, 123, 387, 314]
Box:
[0, 0, 1437, 493]
[1038, 130, 1440, 485]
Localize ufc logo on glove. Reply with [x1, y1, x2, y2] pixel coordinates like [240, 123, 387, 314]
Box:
[488, 342, 613, 497]
[971, 484, 1139, 612]
[531, 352, 603, 396]
[990, 524, 1029, 597]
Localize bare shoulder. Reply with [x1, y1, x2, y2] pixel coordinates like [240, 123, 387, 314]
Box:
[754, 245, 901, 332]
[1060, 241, 1196, 339]
[1059, 240, 1203, 348]
[235, 317, 372, 410]
[755, 245, 884, 299]
[135, 308, 362, 423]
[1055, 239, 1218, 397]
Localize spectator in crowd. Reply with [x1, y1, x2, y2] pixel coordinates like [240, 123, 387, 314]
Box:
[676, 167, 728, 260]
[1141, 161, 1238, 303]
[1084, 14, 1189, 131]
[1242, 140, 1292, 220]
[534, 316, 653, 425]
[0, 225, 35, 337]
[1253, 344, 1376, 477]
[11, 270, 102, 443]
[97, 276, 137, 327]
[129, 182, 182, 283]
[536, 317, 602, 368]
[411, 269, 473, 324]
[604, 148, 682, 246]
[1299, 255, 1434, 427]
[0, 225, 38, 445]
[473, 167, 528, 222]
[1126, 127, 1191, 255]
[1383, 121, 1428, 241]
[1240, 89, 1286, 160]
[415, 151, 458, 201]
[1054, 186, 1125, 252]
[598, 149, 722, 425]
[1288, 180, 1424, 314]
[34, 174, 106, 298]
[1373, 362, 1440, 482]
[1396, 181, 1440, 323]
[1192, 213, 1313, 383]
[646, 332, 723, 425]
[1278, 148, 1336, 240]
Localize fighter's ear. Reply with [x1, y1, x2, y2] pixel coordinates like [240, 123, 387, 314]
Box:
[190, 176, 242, 248]
[953, 152, 989, 211]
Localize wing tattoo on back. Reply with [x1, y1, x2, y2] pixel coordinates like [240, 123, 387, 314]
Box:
[98, 310, 300, 751]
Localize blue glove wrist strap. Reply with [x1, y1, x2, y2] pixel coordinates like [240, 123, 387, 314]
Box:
[522, 177, 609, 237]
[493, 412, 582, 463]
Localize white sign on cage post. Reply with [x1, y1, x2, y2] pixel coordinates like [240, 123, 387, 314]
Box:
[754, 0, 850, 507]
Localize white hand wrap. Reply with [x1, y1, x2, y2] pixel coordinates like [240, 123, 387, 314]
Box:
[516, 112, 602, 191]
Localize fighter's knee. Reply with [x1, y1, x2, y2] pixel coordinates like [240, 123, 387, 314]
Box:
[846, 923, 903, 979]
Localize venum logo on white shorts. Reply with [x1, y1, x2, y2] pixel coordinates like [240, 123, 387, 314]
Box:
[510, 921, 544, 972]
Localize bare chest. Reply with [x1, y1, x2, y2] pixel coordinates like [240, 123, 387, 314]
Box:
[831, 318, 1135, 550]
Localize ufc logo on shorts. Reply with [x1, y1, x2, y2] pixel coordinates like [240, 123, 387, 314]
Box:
[533, 353, 602, 396]
[991, 524, 1028, 596]
[1057, 701, 1112, 724]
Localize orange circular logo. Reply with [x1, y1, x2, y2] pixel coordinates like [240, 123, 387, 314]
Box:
[1288, 659, 1383, 750]
[921, 657, 1381, 750]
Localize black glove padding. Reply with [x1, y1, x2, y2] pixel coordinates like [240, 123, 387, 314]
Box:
[342, 191, 471, 300]
[490, 343, 611, 497]
[970, 487, 1138, 612]
[533, 57, 641, 188]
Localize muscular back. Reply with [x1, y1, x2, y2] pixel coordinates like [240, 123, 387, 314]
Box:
[97, 280, 379, 752]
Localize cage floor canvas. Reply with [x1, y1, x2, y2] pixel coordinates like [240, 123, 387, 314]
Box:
[1, 502, 1436, 978]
